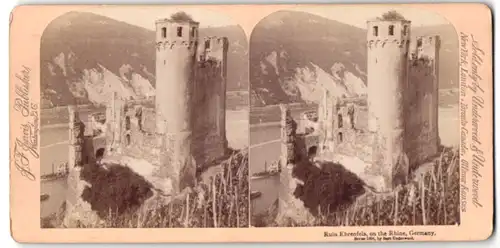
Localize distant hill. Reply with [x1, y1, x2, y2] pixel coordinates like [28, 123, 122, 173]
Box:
[40, 11, 249, 108]
[250, 10, 459, 107]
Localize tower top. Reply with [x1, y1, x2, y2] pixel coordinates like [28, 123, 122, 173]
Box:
[367, 19, 411, 40]
[415, 35, 441, 48]
[367, 18, 411, 42]
[413, 35, 441, 62]
[155, 17, 200, 43]
[202, 36, 229, 50]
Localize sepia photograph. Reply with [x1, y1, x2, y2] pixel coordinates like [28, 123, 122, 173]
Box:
[249, 6, 460, 227]
[39, 6, 250, 228]
[8, 3, 493, 243]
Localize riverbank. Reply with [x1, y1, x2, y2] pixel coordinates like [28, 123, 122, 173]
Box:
[41, 172, 68, 182]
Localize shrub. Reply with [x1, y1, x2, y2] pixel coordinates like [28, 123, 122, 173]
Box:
[170, 11, 195, 22]
[378, 11, 407, 21]
[74, 150, 249, 228]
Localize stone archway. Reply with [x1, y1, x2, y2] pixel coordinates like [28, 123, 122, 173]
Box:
[308, 145, 318, 161]
[95, 148, 105, 163]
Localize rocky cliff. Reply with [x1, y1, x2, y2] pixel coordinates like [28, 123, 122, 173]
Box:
[41, 11, 249, 109]
[250, 10, 459, 107]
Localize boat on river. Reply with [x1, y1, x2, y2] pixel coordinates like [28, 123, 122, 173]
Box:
[251, 161, 280, 180]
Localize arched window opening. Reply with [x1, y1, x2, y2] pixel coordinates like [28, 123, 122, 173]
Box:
[95, 148, 105, 162]
[177, 27, 183, 37]
[161, 27, 167, 38]
[125, 116, 131, 130]
[135, 107, 143, 131]
[338, 114, 343, 128]
[308, 146, 318, 160]
[373, 26, 379, 36]
[191, 27, 196, 37]
[338, 132, 343, 143]
[417, 38, 423, 47]
[126, 134, 131, 146]
[348, 106, 355, 129]
[389, 25, 395, 35]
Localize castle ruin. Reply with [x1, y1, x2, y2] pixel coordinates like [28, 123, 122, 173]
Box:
[103, 18, 230, 192]
[278, 18, 441, 218]
[64, 16, 229, 225]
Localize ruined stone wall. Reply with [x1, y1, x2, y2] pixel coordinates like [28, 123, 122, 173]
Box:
[317, 90, 336, 154]
[141, 107, 156, 134]
[81, 136, 106, 165]
[115, 105, 161, 165]
[277, 104, 314, 222]
[65, 106, 101, 227]
[331, 97, 374, 164]
[68, 106, 84, 169]
[405, 36, 440, 169]
[316, 92, 372, 158]
[103, 93, 161, 164]
[191, 37, 229, 166]
[105, 92, 125, 154]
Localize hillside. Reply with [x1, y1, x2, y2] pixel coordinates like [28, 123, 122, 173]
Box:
[250, 10, 459, 107]
[40, 11, 249, 108]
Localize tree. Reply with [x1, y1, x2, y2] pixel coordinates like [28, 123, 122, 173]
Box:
[378, 10, 407, 21]
[170, 11, 195, 22]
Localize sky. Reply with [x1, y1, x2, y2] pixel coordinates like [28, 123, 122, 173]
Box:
[294, 5, 451, 28]
[84, 5, 450, 31]
[85, 6, 238, 30]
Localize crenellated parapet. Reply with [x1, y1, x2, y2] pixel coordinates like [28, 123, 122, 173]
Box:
[366, 18, 411, 50]
[367, 39, 411, 49]
[155, 40, 198, 50]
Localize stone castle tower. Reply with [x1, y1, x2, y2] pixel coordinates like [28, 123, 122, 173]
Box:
[155, 18, 199, 136]
[366, 18, 412, 189]
[276, 18, 442, 221]
[198, 36, 229, 149]
[68, 106, 84, 168]
[106, 92, 125, 153]
[405, 35, 441, 166]
[413, 35, 440, 150]
[155, 18, 199, 191]
[63, 16, 230, 224]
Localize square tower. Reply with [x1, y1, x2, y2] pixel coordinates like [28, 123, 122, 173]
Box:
[406, 36, 441, 168]
[191, 36, 230, 165]
[201, 36, 229, 145]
